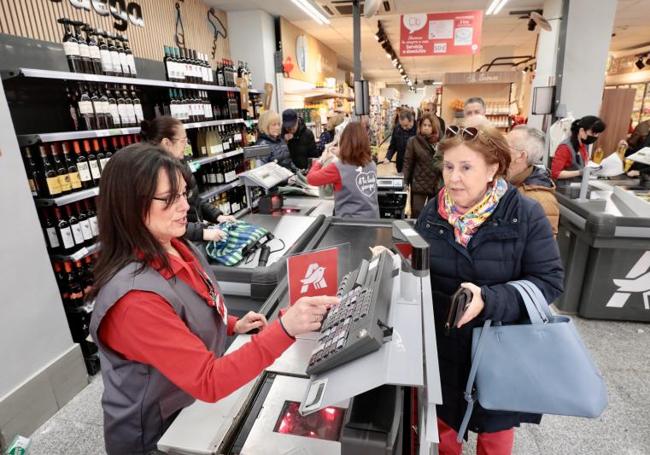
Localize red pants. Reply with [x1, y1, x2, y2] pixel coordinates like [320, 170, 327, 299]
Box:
[437, 418, 514, 455]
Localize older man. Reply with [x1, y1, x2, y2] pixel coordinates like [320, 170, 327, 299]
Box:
[506, 125, 559, 236]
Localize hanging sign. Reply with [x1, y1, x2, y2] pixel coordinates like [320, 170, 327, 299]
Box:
[50, 0, 145, 31]
[400, 10, 483, 57]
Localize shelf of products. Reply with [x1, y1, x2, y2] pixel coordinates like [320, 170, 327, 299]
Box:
[52, 241, 100, 261]
[199, 179, 242, 201]
[35, 187, 99, 207]
[188, 149, 244, 169]
[5, 67, 260, 94]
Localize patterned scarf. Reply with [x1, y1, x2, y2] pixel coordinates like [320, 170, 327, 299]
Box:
[437, 178, 508, 247]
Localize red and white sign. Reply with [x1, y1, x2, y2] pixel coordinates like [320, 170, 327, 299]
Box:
[400, 11, 483, 57]
[287, 247, 339, 305]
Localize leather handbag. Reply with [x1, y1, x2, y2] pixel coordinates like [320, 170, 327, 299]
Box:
[458, 280, 608, 441]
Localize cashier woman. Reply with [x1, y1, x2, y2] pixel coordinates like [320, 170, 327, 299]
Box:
[88, 144, 338, 454]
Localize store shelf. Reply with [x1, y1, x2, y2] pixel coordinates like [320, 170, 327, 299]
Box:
[52, 242, 100, 261]
[304, 93, 354, 102]
[5, 68, 260, 94]
[485, 113, 510, 116]
[188, 149, 244, 168]
[17, 119, 246, 146]
[198, 179, 242, 200]
[34, 187, 99, 207]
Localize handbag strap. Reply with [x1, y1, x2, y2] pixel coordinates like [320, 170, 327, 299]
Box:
[456, 280, 550, 441]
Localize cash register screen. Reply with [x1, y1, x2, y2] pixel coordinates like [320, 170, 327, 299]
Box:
[274, 401, 345, 441]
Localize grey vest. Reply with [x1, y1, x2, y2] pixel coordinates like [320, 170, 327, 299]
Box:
[89, 242, 227, 455]
[556, 138, 585, 187]
[334, 161, 380, 219]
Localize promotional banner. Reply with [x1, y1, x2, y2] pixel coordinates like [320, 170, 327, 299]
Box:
[287, 247, 339, 305]
[400, 11, 483, 56]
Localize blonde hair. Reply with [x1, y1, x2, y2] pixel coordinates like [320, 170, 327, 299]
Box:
[326, 114, 344, 132]
[258, 111, 281, 137]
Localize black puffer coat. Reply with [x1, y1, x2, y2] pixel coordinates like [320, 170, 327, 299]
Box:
[403, 135, 443, 195]
[415, 184, 564, 437]
[256, 133, 294, 170]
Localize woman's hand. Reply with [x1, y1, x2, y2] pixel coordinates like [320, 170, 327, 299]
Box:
[456, 282, 485, 328]
[217, 214, 237, 223]
[281, 295, 339, 337]
[203, 228, 227, 242]
[234, 311, 268, 334]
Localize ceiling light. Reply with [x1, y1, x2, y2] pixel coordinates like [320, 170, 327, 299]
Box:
[493, 0, 509, 14]
[635, 58, 645, 70]
[291, 0, 330, 25]
[486, 0, 509, 15]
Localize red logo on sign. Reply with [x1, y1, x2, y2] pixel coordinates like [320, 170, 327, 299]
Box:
[287, 247, 339, 305]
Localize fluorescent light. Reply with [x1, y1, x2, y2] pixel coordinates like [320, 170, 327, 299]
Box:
[493, 0, 509, 14]
[291, 0, 330, 25]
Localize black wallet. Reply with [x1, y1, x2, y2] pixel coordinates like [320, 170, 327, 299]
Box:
[445, 287, 473, 335]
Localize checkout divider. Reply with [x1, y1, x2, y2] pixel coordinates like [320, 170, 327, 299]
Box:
[158, 218, 442, 454]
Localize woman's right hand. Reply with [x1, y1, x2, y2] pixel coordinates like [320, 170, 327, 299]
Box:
[280, 295, 339, 336]
[203, 228, 226, 242]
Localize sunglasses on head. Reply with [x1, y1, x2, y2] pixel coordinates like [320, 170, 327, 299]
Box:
[446, 126, 478, 140]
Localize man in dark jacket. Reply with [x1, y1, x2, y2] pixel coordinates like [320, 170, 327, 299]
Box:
[415, 184, 564, 446]
[282, 109, 318, 170]
[384, 109, 417, 173]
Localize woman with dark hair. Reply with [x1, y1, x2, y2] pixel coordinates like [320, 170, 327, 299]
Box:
[140, 116, 236, 243]
[403, 113, 443, 218]
[550, 115, 606, 185]
[89, 144, 336, 455]
[306, 122, 379, 219]
[415, 125, 564, 454]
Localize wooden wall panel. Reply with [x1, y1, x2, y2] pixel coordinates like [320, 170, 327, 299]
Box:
[0, 0, 230, 64]
[598, 88, 636, 155]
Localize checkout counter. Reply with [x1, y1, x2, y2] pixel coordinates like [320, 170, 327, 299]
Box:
[555, 176, 650, 322]
[158, 219, 442, 454]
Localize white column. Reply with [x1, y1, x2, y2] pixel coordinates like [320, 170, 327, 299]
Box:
[227, 10, 278, 112]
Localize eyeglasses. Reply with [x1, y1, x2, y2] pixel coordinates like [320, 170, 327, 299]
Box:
[446, 126, 478, 140]
[152, 191, 189, 206]
[173, 136, 189, 145]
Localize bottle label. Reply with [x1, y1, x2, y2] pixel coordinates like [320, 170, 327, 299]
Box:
[77, 161, 92, 182]
[89, 160, 101, 180]
[78, 43, 90, 58]
[225, 170, 237, 183]
[78, 100, 94, 115]
[127, 55, 136, 75]
[100, 49, 112, 72]
[110, 51, 121, 73]
[127, 104, 137, 124]
[170, 103, 178, 120]
[72, 222, 85, 245]
[119, 53, 129, 74]
[166, 60, 174, 79]
[101, 100, 111, 115]
[118, 104, 130, 124]
[58, 173, 72, 192]
[63, 41, 80, 57]
[47, 176, 62, 195]
[208, 173, 217, 184]
[234, 133, 242, 142]
[204, 104, 213, 118]
[92, 100, 103, 116]
[210, 143, 222, 154]
[217, 172, 224, 184]
[109, 104, 121, 124]
[60, 226, 75, 249]
[80, 219, 93, 241]
[89, 215, 99, 237]
[46, 227, 60, 249]
[90, 45, 101, 60]
[134, 104, 144, 123]
[28, 178, 38, 196]
[100, 157, 110, 170]
[222, 141, 230, 152]
[69, 171, 82, 189]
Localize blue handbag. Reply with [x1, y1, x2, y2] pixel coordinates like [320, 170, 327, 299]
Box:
[458, 280, 608, 441]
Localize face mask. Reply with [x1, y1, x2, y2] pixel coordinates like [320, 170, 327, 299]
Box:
[583, 135, 598, 145]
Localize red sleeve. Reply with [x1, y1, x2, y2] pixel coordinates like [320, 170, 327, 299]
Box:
[227, 315, 238, 336]
[98, 291, 294, 403]
[306, 161, 342, 190]
[550, 144, 571, 179]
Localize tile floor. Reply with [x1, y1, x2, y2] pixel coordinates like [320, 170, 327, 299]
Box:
[28, 315, 650, 454]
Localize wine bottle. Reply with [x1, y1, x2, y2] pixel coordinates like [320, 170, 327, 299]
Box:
[84, 139, 102, 182]
[58, 18, 81, 73]
[131, 86, 144, 124]
[93, 139, 105, 176]
[107, 33, 122, 77]
[55, 206, 76, 252]
[97, 29, 113, 76]
[115, 34, 129, 77]
[123, 86, 137, 127]
[84, 26, 102, 75]
[78, 84, 96, 130]
[76, 202, 93, 246]
[73, 141, 93, 189]
[72, 21, 92, 74]
[65, 204, 85, 247]
[106, 85, 121, 127]
[100, 138, 112, 170]
[85, 199, 99, 239]
[123, 35, 137, 77]
[217, 59, 225, 86]
[90, 84, 108, 130]
[116, 88, 129, 126]
[63, 261, 84, 309]
[51, 143, 72, 195]
[62, 142, 82, 192]
[43, 208, 61, 253]
[21, 146, 41, 197]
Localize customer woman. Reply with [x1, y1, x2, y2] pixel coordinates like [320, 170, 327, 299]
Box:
[140, 116, 236, 243]
[307, 122, 379, 219]
[255, 110, 294, 169]
[551, 115, 606, 186]
[89, 145, 336, 455]
[415, 125, 564, 454]
[402, 113, 443, 218]
[316, 114, 344, 154]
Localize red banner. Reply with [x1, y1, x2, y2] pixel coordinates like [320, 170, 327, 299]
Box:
[400, 11, 483, 57]
[287, 247, 339, 305]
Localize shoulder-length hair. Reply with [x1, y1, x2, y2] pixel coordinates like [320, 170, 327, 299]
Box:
[338, 122, 372, 167]
[417, 113, 442, 141]
[88, 143, 190, 299]
[258, 110, 282, 137]
[438, 125, 511, 178]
